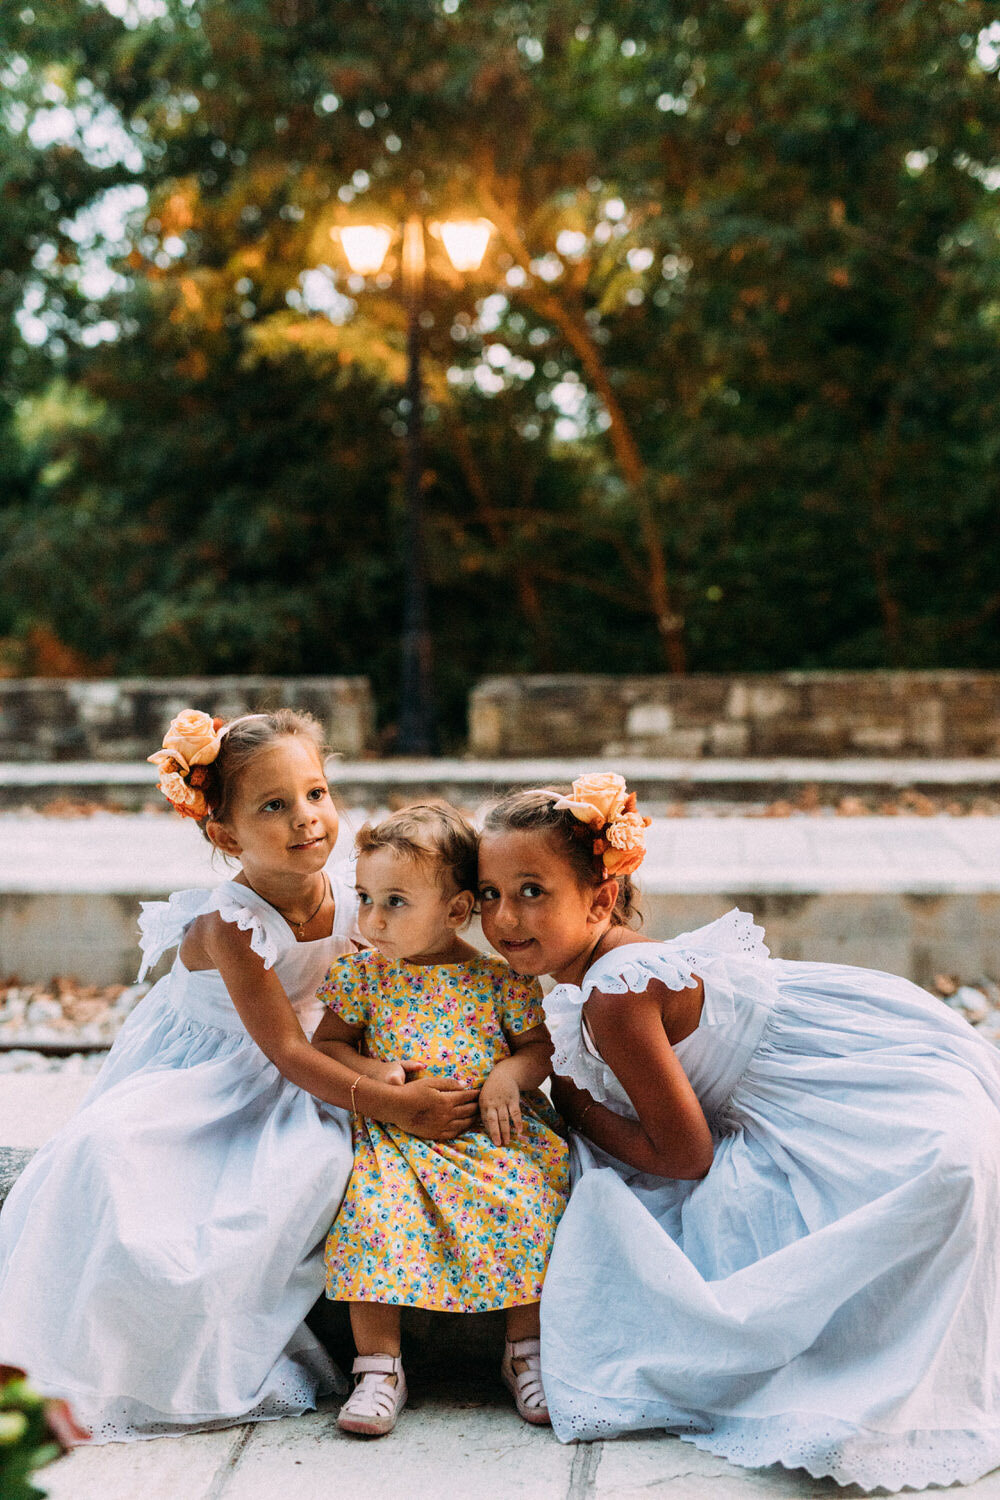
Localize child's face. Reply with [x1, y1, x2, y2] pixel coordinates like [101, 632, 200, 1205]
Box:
[215, 737, 339, 878]
[356, 847, 469, 964]
[478, 829, 611, 982]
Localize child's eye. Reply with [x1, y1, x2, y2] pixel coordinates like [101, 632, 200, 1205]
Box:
[261, 799, 283, 813]
[308, 786, 328, 801]
[521, 883, 544, 899]
[357, 891, 372, 906]
[387, 895, 407, 908]
[479, 886, 498, 902]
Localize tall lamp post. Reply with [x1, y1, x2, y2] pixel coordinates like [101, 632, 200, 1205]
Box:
[338, 215, 493, 755]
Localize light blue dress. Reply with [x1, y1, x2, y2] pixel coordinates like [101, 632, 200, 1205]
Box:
[540, 911, 1000, 1492]
[0, 869, 360, 1442]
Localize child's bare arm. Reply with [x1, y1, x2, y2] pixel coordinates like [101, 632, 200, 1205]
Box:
[576, 984, 713, 1180]
[207, 917, 478, 1135]
[480, 1023, 553, 1146]
[311, 1006, 410, 1086]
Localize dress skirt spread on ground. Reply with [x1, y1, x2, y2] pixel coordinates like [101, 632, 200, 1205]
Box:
[0, 869, 360, 1443]
[540, 910, 1000, 1493]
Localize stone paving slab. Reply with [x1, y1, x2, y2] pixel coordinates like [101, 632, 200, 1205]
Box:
[40, 1393, 1000, 1499]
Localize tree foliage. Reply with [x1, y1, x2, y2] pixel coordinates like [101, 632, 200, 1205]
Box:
[1, 0, 998, 741]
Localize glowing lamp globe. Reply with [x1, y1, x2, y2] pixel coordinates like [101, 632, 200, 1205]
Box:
[437, 219, 493, 273]
[337, 225, 394, 275]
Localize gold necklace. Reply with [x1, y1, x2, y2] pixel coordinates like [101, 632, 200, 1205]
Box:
[248, 873, 329, 940]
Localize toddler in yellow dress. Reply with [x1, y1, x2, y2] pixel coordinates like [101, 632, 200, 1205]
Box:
[313, 803, 569, 1437]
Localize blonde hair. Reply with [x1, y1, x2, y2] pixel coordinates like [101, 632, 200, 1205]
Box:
[355, 803, 478, 895]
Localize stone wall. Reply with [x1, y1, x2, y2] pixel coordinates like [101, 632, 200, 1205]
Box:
[469, 672, 1000, 758]
[0, 677, 375, 761]
[5, 889, 997, 987]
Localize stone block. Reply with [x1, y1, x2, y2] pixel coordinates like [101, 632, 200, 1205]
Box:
[652, 728, 708, 757]
[725, 681, 750, 720]
[849, 725, 906, 753]
[661, 677, 731, 719]
[467, 699, 505, 757]
[708, 723, 750, 757]
[626, 703, 673, 737]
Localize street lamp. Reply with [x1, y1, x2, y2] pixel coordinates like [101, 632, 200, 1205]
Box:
[336, 215, 493, 754]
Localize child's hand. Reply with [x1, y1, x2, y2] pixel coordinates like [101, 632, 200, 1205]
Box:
[372, 1059, 407, 1087]
[376, 1057, 433, 1088]
[480, 1063, 522, 1147]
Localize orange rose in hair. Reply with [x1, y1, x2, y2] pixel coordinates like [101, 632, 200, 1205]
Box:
[554, 772, 628, 829]
[605, 811, 650, 851]
[162, 709, 223, 768]
[147, 748, 190, 776]
[156, 770, 209, 820]
[601, 809, 651, 877]
[601, 845, 646, 877]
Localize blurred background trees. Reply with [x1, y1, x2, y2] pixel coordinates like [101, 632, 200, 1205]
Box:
[1, 0, 998, 744]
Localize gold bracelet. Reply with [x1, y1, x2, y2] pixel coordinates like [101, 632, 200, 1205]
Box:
[577, 1100, 597, 1133]
[350, 1073, 363, 1116]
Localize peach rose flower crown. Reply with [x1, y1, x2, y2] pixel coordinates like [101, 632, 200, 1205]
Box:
[147, 709, 226, 820]
[553, 772, 652, 878]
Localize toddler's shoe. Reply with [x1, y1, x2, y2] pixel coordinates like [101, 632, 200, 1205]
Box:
[501, 1337, 550, 1425]
[336, 1353, 407, 1437]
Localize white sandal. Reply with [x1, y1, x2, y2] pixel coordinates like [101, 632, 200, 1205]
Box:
[336, 1353, 407, 1437]
[501, 1337, 550, 1426]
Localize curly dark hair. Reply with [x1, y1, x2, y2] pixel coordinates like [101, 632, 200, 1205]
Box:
[481, 788, 641, 927]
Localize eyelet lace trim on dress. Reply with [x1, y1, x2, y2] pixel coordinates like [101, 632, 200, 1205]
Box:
[555, 1391, 1000, 1493]
[544, 908, 769, 1100]
[214, 888, 279, 969]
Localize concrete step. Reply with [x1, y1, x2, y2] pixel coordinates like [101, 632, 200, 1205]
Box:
[2, 755, 999, 810]
[2, 812, 1000, 987]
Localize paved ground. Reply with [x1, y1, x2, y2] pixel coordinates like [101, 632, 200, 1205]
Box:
[8, 1072, 1000, 1500]
[4, 809, 1000, 895]
[31, 1334, 1000, 1500]
[44, 1400, 981, 1500]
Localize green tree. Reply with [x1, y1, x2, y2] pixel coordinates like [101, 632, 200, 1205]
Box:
[1, 0, 998, 741]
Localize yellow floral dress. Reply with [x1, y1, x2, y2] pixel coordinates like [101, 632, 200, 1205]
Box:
[318, 951, 569, 1313]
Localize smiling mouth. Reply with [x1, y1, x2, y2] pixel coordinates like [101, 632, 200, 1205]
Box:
[289, 836, 325, 850]
[500, 938, 534, 950]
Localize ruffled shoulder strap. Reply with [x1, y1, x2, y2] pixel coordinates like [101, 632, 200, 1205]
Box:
[136, 886, 219, 980]
[543, 909, 769, 1100]
[667, 908, 769, 963]
[135, 880, 290, 980]
[212, 882, 286, 970]
[545, 942, 698, 1098]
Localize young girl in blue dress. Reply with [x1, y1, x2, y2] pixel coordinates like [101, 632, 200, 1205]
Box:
[314, 804, 569, 1437]
[0, 710, 477, 1442]
[478, 773, 1000, 1493]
